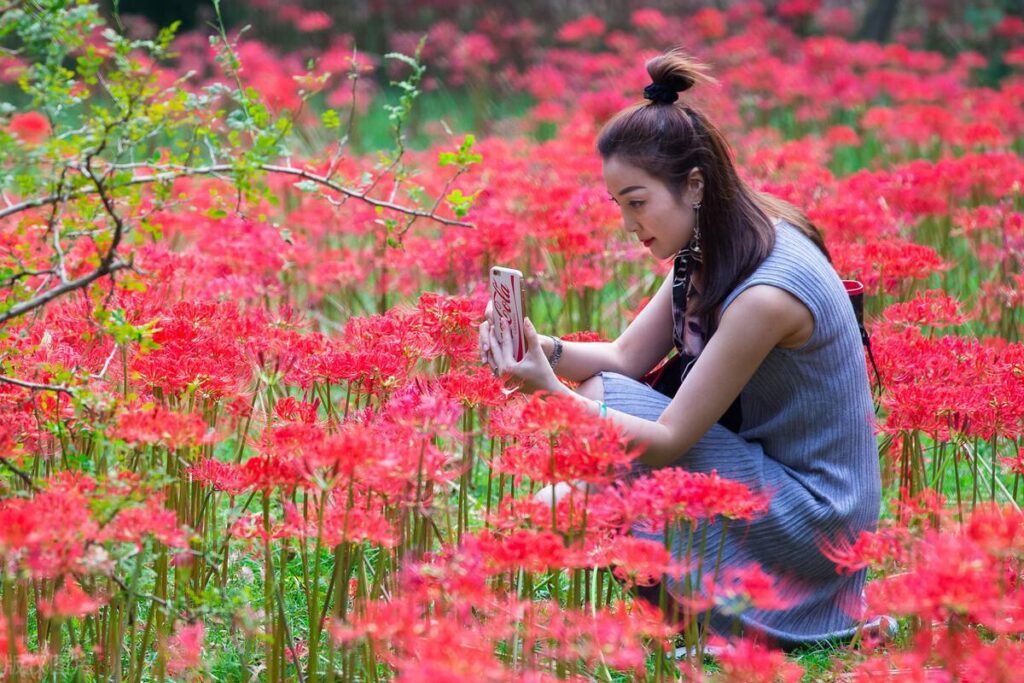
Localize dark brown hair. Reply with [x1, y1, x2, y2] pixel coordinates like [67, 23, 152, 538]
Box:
[597, 49, 829, 330]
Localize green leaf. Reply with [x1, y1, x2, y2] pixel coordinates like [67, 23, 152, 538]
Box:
[321, 109, 341, 130]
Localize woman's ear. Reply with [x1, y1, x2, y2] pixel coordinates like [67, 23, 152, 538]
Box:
[687, 167, 704, 204]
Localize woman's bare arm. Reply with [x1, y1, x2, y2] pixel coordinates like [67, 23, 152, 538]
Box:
[534, 268, 676, 382]
[545, 284, 814, 467]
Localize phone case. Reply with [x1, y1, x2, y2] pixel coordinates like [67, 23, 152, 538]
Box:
[490, 266, 526, 362]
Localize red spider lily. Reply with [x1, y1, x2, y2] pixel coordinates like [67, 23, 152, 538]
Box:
[112, 404, 213, 448]
[778, 0, 820, 20]
[290, 340, 356, 388]
[235, 454, 307, 493]
[100, 494, 188, 550]
[701, 564, 797, 616]
[40, 579, 106, 620]
[414, 291, 484, 363]
[819, 526, 910, 574]
[873, 327, 1024, 441]
[273, 395, 321, 424]
[6, 111, 50, 144]
[382, 380, 464, 437]
[830, 238, 948, 295]
[0, 615, 46, 675]
[882, 290, 971, 329]
[436, 365, 507, 409]
[691, 7, 728, 40]
[849, 650, 936, 683]
[630, 8, 669, 33]
[624, 468, 770, 529]
[952, 630, 1024, 683]
[187, 457, 249, 495]
[0, 391, 37, 458]
[559, 330, 609, 342]
[0, 475, 98, 579]
[401, 549, 494, 609]
[244, 420, 392, 492]
[528, 599, 675, 675]
[865, 518, 1024, 635]
[278, 495, 397, 548]
[492, 392, 637, 485]
[131, 301, 255, 400]
[294, 10, 331, 32]
[338, 310, 434, 400]
[165, 622, 205, 678]
[824, 124, 861, 147]
[707, 635, 804, 683]
[389, 616, 515, 682]
[328, 592, 513, 679]
[232, 41, 304, 112]
[891, 487, 949, 524]
[482, 487, 623, 539]
[964, 503, 1024, 558]
[464, 528, 572, 575]
[353, 422, 457, 501]
[1001, 448, 1024, 477]
[556, 15, 605, 43]
[585, 535, 680, 588]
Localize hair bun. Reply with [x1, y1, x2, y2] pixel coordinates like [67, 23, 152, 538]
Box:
[644, 49, 716, 101]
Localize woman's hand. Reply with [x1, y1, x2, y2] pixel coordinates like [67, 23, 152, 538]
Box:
[479, 303, 557, 395]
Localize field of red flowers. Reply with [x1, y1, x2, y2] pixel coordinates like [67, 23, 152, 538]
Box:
[1, 1, 1024, 680]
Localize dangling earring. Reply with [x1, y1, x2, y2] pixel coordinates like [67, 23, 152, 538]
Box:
[691, 201, 702, 258]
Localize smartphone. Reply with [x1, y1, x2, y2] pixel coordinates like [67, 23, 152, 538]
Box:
[489, 266, 526, 362]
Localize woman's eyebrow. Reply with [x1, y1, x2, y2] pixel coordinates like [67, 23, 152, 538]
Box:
[616, 185, 645, 195]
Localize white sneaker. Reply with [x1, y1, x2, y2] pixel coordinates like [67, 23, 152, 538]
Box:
[673, 642, 725, 660]
[858, 614, 898, 643]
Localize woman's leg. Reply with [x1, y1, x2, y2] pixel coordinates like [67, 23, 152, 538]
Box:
[575, 374, 604, 402]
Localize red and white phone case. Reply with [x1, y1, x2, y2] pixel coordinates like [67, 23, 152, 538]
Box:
[489, 266, 526, 362]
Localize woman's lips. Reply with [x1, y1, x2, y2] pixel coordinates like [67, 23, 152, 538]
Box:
[642, 238, 654, 247]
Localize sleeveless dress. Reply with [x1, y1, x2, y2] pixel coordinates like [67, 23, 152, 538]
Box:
[600, 221, 881, 648]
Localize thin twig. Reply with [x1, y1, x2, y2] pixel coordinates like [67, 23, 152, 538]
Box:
[0, 373, 73, 394]
[0, 258, 130, 325]
[92, 344, 119, 380]
[0, 457, 38, 491]
[0, 163, 473, 227]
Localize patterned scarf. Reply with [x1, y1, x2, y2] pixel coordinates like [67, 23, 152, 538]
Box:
[671, 238, 707, 362]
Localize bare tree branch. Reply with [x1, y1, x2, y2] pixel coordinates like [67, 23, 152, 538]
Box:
[0, 374, 73, 394]
[0, 457, 37, 491]
[0, 258, 130, 325]
[82, 161, 126, 272]
[0, 163, 474, 227]
[4, 268, 56, 285]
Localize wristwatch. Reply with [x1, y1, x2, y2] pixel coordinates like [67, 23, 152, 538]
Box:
[547, 335, 563, 369]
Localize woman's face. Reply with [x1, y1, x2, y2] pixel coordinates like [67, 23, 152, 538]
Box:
[602, 156, 703, 260]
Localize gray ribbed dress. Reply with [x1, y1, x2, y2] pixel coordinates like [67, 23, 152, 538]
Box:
[601, 221, 881, 648]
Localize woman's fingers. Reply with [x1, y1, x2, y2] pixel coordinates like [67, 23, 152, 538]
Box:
[479, 320, 490, 361]
[489, 320, 514, 373]
[487, 324, 503, 373]
[496, 317, 515, 367]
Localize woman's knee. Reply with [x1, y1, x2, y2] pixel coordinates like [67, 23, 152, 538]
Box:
[575, 374, 604, 402]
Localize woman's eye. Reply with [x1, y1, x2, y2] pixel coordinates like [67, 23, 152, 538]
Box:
[629, 201, 644, 209]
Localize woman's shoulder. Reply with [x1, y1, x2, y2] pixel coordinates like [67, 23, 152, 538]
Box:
[720, 219, 843, 322]
[752, 219, 833, 282]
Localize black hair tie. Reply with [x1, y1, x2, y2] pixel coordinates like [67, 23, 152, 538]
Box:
[643, 83, 679, 104]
